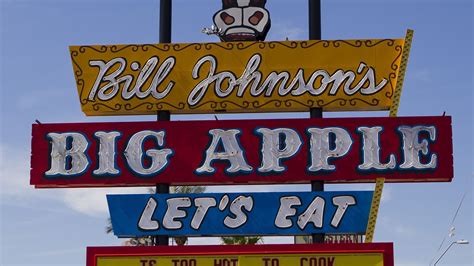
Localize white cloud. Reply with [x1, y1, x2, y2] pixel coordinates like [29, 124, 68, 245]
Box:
[394, 224, 415, 236]
[0, 144, 35, 198]
[61, 187, 150, 217]
[379, 216, 416, 238]
[381, 186, 392, 203]
[413, 69, 432, 83]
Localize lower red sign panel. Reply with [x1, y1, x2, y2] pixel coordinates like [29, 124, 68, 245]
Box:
[87, 243, 394, 266]
[31, 116, 453, 188]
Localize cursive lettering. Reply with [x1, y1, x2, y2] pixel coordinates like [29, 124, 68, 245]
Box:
[189, 53, 387, 106]
[88, 56, 175, 101]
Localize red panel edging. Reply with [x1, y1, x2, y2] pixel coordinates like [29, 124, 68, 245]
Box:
[87, 243, 394, 266]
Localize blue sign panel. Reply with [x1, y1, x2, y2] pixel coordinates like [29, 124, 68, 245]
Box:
[107, 191, 373, 237]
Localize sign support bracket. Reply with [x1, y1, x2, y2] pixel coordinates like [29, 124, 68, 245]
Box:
[389, 29, 414, 117]
[365, 178, 385, 243]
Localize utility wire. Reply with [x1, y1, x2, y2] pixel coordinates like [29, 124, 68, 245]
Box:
[450, 191, 467, 225]
[429, 185, 469, 265]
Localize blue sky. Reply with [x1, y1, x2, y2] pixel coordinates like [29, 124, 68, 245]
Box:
[0, 0, 472, 265]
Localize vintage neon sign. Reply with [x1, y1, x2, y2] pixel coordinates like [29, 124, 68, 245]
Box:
[107, 191, 372, 237]
[30, 116, 453, 188]
[70, 36, 410, 116]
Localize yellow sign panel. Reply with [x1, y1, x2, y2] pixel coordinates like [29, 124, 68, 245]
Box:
[70, 37, 409, 116]
[97, 253, 384, 266]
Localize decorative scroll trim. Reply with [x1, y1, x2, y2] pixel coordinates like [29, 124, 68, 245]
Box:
[386, 44, 403, 99]
[390, 29, 414, 117]
[188, 98, 381, 111]
[69, 51, 87, 104]
[365, 178, 385, 243]
[90, 102, 188, 113]
[86, 97, 384, 113]
[72, 39, 400, 54]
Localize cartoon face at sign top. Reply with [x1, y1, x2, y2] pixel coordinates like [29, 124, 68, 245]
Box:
[213, 0, 271, 42]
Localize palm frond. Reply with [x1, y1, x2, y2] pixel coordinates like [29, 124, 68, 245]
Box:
[221, 236, 263, 245]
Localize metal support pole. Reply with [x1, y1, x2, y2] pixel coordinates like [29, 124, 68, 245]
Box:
[160, 0, 172, 43]
[155, 0, 172, 246]
[157, 110, 171, 121]
[155, 111, 170, 246]
[309, 0, 324, 244]
[309, 0, 321, 40]
[310, 107, 324, 244]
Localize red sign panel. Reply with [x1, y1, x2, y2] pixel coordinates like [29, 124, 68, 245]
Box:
[30, 116, 453, 188]
[87, 243, 394, 266]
